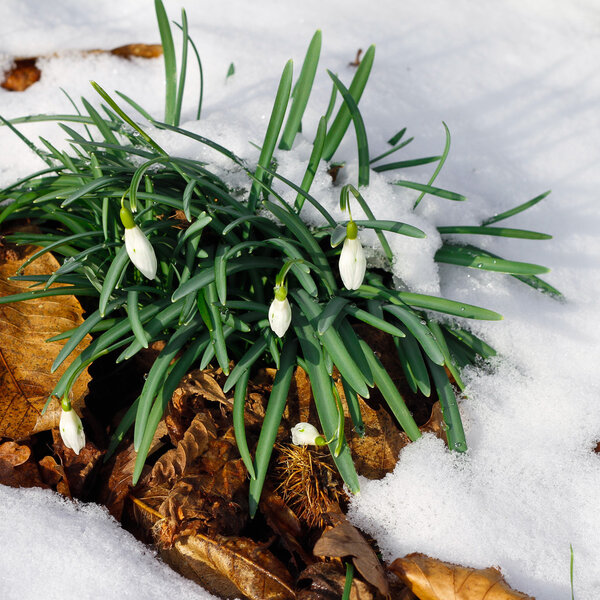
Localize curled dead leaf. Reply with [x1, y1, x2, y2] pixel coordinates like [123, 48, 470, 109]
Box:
[389, 554, 535, 600]
[38, 455, 71, 497]
[1, 58, 40, 91]
[151, 413, 216, 487]
[0, 246, 91, 439]
[0, 440, 45, 488]
[313, 517, 390, 598]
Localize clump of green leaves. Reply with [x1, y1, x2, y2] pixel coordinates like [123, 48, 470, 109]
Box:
[0, 0, 558, 513]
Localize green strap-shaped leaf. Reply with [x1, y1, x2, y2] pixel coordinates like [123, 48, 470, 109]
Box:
[51, 298, 124, 373]
[373, 155, 441, 173]
[99, 245, 130, 317]
[233, 370, 256, 479]
[425, 356, 467, 452]
[481, 190, 551, 226]
[438, 225, 551, 240]
[344, 304, 405, 338]
[317, 296, 349, 334]
[294, 315, 360, 494]
[248, 60, 293, 211]
[356, 284, 503, 321]
[279, 31, 321, 150]
[341, 378, 364, 437]
[382, 304, 445, 365]
[435, 243, 549, 275]
[394, 180, 466, 202]
[127, 290, 149, 350]
[294, 290, 369, 397]
[295, 116, 327, 212]
[205, 283, 230, 375]
[155, 0, 177, 125]
[249, 338, 297, 516]
[327, 71, 370, 187]
[322, 45, 375, 161]
[134, 316, 202, 450]
[223, 337, 268, 393]
[428, 321, 464, 391]
[413, 122, 452, 209]
[357, 338, 421, 441]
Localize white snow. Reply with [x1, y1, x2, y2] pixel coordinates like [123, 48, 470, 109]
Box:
[1, 0, 600, 598]
[0, 485, 218, 599]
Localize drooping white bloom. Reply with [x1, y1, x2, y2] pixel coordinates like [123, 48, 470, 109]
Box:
[339, 236, 366, 290]
[291, 422, 325, 446]
[268, 296, 292, 338]
[59, 408, 86, 455]
[124, 225, 157, 280]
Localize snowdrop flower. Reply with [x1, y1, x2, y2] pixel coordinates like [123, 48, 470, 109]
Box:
[339, 221, 366, 290]
[291, 422, 325, 446]
[269, 285, 292, 338]
[59, 404, 85, 455]
[120, 205, 157, 280]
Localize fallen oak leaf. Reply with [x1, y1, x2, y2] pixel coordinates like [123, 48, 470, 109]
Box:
[165, 533, 296, 600]
[389, 553, 535, 600]
[0, 245, 91, 439]
[313, 517, 390, 598]
[132, 493, 295, 600]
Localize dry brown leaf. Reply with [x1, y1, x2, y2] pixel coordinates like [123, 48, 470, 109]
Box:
[1, 44, 162, 92]
[38, 455, 71, 497]
[151, 413, 215, 487]
[0, 246, 91, 439]
[109, 44, 163, 59]
[100, 421, 168, 519]
[1, 58, 41, 91]
[389, 554, 535, 600]
[162, 533, 296, 600]
[260, 485, 314, 566]
[181, 369, 232, 408]
[297, 563, 374, 600]
[0, 440, 45, 488]
[314, 518, 390, 598]
[52, 429, 104, 499]
[131, 410, 248, 541]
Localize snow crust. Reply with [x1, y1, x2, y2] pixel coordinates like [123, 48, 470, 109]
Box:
[2, 0, 600, 598]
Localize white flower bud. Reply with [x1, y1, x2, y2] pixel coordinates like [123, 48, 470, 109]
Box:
[339, 236, 366, 290]
[291, 422, 324, 446]
[269, 297, 292, 338]
[124, 225, 157, 280]
[59, 408, 86, 455]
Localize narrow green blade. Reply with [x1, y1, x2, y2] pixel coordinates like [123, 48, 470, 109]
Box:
[322, 45, 375, 161]
[435, 243, 549, 275]
[327, 70, 370, 187]
[279, 30, 321, 150]
[482, 190, 551, 226]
